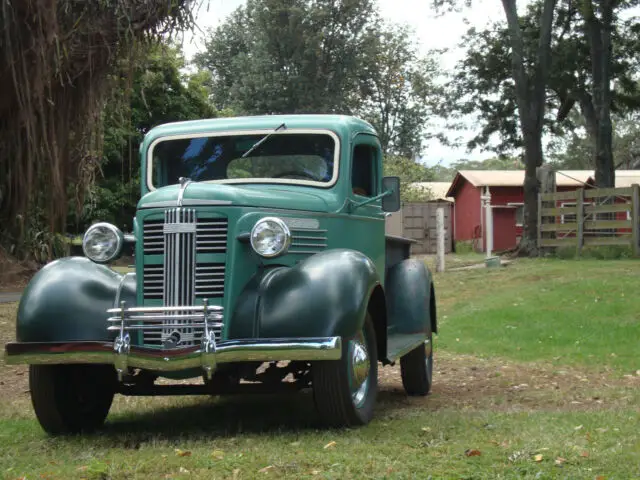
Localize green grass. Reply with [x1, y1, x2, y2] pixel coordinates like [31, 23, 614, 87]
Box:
[1, 257, 640, 479]
[434, 258, 640, 374]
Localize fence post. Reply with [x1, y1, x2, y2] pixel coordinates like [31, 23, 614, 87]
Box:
[537, 165, 556, 255]
[632, 184, 640, 257]
[576, 188, 585, 254]
[436, 207, 445, 272]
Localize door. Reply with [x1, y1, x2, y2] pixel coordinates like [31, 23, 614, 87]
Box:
[492, 207, 517, 251]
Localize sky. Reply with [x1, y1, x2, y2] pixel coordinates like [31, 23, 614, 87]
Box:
[180, 0, 519, 166]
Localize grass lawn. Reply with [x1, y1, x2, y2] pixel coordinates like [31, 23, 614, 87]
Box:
[1, 258, 639, 479]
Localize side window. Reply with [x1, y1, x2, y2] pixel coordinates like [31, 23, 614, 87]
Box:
[351, 145, 378, 197]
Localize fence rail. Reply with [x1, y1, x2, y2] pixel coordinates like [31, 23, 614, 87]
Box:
[538, 184, 640, 255]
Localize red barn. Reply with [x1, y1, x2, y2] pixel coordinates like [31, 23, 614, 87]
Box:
[446, 170, 592, 252]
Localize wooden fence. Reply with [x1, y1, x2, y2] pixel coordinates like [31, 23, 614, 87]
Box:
[538, 184, 640, 255]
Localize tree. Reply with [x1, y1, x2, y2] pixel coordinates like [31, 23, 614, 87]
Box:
[0, 0, 198, 260]
[383, 156, 435, 201]
[72, 42, 217, 233]
[195, 0, 439, 157]
[435, 0, 558, 256]
[195, 0, 379, 114]
[359, 24, 441, 158]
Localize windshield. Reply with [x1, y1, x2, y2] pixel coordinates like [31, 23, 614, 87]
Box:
[149, 132, 338, 189]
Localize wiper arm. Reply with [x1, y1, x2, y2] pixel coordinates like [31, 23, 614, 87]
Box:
[241, 123, 287, 158]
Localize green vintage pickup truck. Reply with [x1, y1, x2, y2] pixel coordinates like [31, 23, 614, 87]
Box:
[5, 114, 437, 434]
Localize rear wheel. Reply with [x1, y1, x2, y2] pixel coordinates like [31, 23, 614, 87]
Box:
[29, 364, 116, 435]
[313, 314, 378, 427]
[400, 332, 433, 396]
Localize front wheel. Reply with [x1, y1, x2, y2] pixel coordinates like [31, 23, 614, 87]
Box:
[312, 314, 378, 427]
[29, 364, 116, 435]
[400, 332, 433, 396]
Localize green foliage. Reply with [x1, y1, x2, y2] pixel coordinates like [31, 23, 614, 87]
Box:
[550, 111, 640, 169]
[69, 41, 217, 233]
[454, 240, 476, 254]
[359, 24, 441, 157]
[383, 156, 435, 202]
[194, 0, 439, 157]
[442, 0, 640, 154]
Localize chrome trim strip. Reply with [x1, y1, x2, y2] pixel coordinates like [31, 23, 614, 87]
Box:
[5, 337, 343, 370]
[140, 200, 234, 209]
[146, 128, 341, 192]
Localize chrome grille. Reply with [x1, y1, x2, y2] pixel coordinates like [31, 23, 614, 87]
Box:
[140, 209, 227, 348]
[289, 228, 327, 254]
[163, 208, 197, 307]
[195, 263, 225, 298]
[197, 219, 228, 253]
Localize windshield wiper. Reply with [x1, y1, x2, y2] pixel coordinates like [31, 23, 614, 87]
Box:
[241, 123, 287, 158]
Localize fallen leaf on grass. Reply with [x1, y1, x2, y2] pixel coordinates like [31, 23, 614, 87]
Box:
[232, 469, 240, 480]
[323, 441, 337, 449]
[179, 466, 190, 474]
[534, 454, 543, 462]
[175, 449, 192, 457]
[580, 451, 590, 458]
[464, 449, 481, 457]
[310, 470, 321, 475]
[555, 457, 567, 466]
[211, 450, 224, 460]
[595, 476, 605, 480]
[421, 427, 431, 432]
[574, 425, 583, 431]
[258, 465, 274, 473]
[77, 466, 88, 472]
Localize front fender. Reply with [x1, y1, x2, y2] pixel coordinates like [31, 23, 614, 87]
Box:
[229, 249, 380, 340]
[16, 257, 136, 342]
[385, 258, 436, 335]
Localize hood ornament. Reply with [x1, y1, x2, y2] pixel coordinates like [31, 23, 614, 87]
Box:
[177, 177, 192, 207]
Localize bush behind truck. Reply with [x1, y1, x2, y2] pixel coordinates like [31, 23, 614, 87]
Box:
[5, 115, 437, 434]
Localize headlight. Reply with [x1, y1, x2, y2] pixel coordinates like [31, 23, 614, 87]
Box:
[82, 222, 124, 263]
[250, 217, 291, 258]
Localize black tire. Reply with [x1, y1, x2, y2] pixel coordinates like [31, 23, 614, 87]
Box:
[400, 331, 433, 396]
[312, 314, 378, 427]
[29, 364, 116, 435]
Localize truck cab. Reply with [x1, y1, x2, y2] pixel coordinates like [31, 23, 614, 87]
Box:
[5, 114, 437, 433]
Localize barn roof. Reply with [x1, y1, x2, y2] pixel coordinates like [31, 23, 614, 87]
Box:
[446, 170, 593, 197]
[610, 170, 640, 188]
[409, 181, 455, 202]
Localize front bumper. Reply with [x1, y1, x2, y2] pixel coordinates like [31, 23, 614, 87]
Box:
[5, 302, 341, 379]
[4, 337, 342, 375]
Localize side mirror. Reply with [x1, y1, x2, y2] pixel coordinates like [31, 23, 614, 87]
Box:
[382, 176, 401, 212]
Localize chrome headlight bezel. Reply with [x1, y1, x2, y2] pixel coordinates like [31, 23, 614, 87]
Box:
[82, 222, 124, 264]
[250, 217, 292, 258]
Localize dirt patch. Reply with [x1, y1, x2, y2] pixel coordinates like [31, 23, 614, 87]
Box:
[0, 249, 37, 291]
[2, 334, 638, 416]
[379, 352, 640, 412]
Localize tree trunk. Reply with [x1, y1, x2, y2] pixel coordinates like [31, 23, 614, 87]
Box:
[583, 0, 615, 188]
[521, 131, 544, 255]
[501, 0, 557, 256]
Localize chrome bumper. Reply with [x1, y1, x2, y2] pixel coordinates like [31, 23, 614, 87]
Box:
[5, 301, 342, 379]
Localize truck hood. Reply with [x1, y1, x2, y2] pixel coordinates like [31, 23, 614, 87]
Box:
[138, 183, 336, 212]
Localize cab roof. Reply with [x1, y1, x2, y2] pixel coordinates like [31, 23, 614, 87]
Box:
[143, 114, 378, 146]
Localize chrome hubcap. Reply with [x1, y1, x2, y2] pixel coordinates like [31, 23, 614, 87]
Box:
[350, 334, 370, 406]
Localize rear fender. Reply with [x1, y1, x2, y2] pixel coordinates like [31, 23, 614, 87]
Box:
[229, 249, 381, 341]
[16, 257, 136, 343]
[385, 258, 435, 335]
